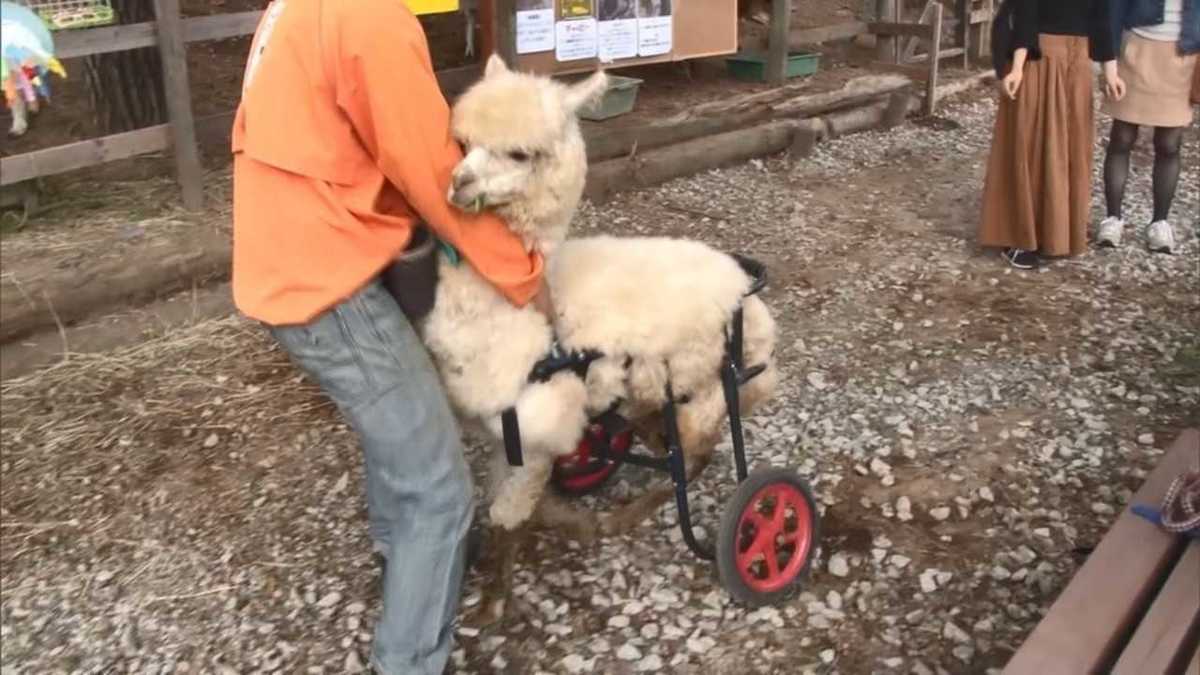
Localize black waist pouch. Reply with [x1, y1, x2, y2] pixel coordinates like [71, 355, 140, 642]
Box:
[381, 225, 439, 322]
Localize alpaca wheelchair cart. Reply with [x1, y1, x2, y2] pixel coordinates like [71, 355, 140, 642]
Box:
[499, 253, 822, 606]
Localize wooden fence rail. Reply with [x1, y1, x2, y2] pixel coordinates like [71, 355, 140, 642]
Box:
[0, 3, 488, 204]
[0, 3, 271, 205]
[0, 0, 800, 204]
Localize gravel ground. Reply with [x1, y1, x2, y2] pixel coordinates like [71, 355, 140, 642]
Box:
[2, 89, 1197, 675]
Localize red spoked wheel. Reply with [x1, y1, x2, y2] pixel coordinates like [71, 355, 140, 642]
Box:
[716, 466, 820, 606]
[550, 423, 633, 497]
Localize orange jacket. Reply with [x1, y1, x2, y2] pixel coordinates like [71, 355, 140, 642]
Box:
[230, 0, 543, 326]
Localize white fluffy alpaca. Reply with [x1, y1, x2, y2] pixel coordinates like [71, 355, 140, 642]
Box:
[420, 55, 779, 537]
[417, 56, 610, 530]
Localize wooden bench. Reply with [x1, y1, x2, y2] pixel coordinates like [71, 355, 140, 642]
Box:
[1004, 428, 1200, 674]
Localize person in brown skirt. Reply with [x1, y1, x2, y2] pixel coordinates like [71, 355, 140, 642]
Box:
[1097, 0, 1199, 254]
[979, 0, 1126, 270]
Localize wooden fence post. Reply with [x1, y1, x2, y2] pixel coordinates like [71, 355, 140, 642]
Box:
[955, 0, 969, 68]
[765, 0, 794, 85]
[154, 0, 204, 211]
[876, 0, 897, 63]
[924, 2, 943, 116]
[494, 0, 517, 66]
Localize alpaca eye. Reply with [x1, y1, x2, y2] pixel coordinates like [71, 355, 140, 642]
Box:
[508, 150, 531, 162]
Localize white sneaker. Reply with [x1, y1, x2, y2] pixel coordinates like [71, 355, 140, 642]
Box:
[1096, 216, 1124, 247]
[1147, 220, 1176, 254]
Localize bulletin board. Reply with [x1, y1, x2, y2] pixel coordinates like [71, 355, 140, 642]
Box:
[483, 0, 739, 76]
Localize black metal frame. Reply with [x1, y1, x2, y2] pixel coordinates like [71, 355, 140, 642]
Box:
[502, 253, 770, 560]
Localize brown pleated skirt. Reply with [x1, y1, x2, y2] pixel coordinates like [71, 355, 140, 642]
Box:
[979, 34, 1095, 257]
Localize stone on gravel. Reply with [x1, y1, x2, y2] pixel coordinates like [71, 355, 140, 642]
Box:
[636, 654, 664, 671]
[943, 621, 971, 644]
[617, 644, 642, 661]
[828, 553, 851, 577]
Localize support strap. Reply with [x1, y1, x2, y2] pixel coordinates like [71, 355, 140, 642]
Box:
[501, 408, 523, 467]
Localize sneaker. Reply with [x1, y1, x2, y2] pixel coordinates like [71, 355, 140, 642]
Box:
[1147, 220, 1176, 254]
[1097, 216, 1124, 248]
[1001, 247, 1039, 270]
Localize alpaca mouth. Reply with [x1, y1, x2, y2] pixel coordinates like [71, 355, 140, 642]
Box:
[449, 186, 487, 212]
[450, 188, 514, 213]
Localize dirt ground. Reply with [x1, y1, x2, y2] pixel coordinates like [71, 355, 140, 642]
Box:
[2, 70, 1198, 675]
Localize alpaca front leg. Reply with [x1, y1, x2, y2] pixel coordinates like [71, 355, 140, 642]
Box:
[489, 453, 554, 530]
[464, 522, 530, 628]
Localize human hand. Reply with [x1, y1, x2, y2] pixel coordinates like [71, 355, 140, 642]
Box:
[1103, 62, 1126, 100]
[1001, 70, 1023, 100]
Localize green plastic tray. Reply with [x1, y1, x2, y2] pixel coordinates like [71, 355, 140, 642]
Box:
[577, 75, 643, 122]
[726, 51, 820, 82]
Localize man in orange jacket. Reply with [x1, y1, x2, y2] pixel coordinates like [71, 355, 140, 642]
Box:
[230, 0, 549, 671]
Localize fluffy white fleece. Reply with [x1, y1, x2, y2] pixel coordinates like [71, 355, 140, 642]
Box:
[417, 56, 780, 531]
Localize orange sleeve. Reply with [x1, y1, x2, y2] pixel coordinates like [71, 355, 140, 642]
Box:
[333, 0, 543, 306]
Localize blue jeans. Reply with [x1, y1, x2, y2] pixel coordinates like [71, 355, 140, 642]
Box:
[269, 279, 473, 675]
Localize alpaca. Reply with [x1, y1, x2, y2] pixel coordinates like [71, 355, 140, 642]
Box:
[418, 55, 611, 536]
[420, 54, 780, 624]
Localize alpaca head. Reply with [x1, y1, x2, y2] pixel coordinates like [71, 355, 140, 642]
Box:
[448, 54, 608, 254]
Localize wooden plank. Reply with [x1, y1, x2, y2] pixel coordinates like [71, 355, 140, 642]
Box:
[869, 60, 931, 81]
[924, 3, 942, 115]
[901, 0, 937, 62]
[54, 22, 157, 59]
[869, 21, 935, 39]
[586, 75, 912, 162]
[494, 0, 516, 66]
[585, 120, 800, 202]
[55, 12, 263, 61]
[875, 0, 898, 63]
[974, 0, 994, 61]
[765, 0, 794, 84]
[1, 63, 479, 186]
[788, 21, 868, 46]
[765, 0, 794, 85]
[907, 47, 967, 63]
[956, 0, 969, 68]
[0, 126, 170, 186]
[155, 0, 204, 210]
[1003, 429, 1200, 675]
[183, 10, 263, 42]
[1112, 543, 1200, 675]
[970, 7, 993, 23]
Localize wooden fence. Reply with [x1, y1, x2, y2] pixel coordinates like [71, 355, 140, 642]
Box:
[868, 0, 993, 114]
[0, 0, 798, 208]
[0, 0, 480, 208]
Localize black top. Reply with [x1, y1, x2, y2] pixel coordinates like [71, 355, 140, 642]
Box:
[1012, 0, 1117, 63]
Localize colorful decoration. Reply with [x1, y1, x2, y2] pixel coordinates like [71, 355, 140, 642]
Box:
[1, 1, 66, 114]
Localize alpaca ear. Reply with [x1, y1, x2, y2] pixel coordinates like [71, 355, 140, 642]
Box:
[563, 70, 609, 113]
[484, 53, 511, 79]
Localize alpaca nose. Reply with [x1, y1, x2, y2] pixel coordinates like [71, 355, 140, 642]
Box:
[452, 172, 476, 192]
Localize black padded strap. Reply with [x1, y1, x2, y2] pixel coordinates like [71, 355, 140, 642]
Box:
[501, 408, 523, 467]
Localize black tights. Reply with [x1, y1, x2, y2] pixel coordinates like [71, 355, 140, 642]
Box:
[1104, 120, 1185, 223]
